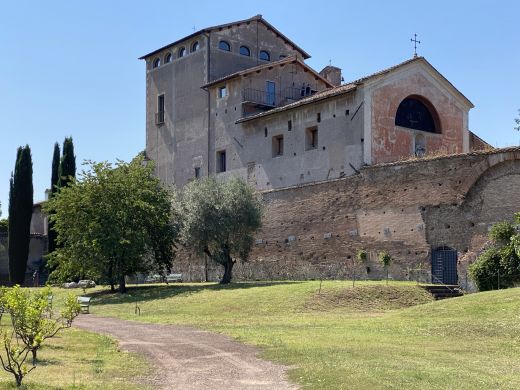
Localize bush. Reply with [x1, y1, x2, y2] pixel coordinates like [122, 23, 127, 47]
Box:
[469, 216, 520, 291]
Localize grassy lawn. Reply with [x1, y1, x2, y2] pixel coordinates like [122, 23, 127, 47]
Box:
[49, 280, 520, 389]
[0, 294, 149, 390]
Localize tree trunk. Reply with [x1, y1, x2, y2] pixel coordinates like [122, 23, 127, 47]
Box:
[118, 275, 127, 293]
[31, 348, 37, 365]
[15, 373, 22, 387]
[110, 283, 115, 292]
[220, 260, 235, 284]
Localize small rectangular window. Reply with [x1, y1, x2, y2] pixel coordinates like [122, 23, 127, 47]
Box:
[218, 86, 228, 98]
[155, 94, 165, 125]
[306, 126, 318, 150]
[194, 167, 200, 178]
[288, 120, 292, 131]
[317, 112, 321, 123]
[217, 150, 226, 173]
[272, 135, 284, 157]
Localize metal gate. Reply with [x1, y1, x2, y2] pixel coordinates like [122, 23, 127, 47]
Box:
[431, 248, 458, 285]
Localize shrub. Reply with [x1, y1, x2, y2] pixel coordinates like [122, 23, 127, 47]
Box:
[378, 250, 393, 284]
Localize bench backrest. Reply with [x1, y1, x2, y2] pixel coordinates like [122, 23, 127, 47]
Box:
[77, 296, 91, 303]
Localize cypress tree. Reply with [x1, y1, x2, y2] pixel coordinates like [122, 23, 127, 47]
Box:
[8, 145, 33, 285]
[57, 137, 76, 188]
[48, 142, 60, 254]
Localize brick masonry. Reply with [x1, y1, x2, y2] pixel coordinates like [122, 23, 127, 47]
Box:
[174, 147, 520, 289]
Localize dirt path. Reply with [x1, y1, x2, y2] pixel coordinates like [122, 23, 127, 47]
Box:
[74, 315, 298, 390]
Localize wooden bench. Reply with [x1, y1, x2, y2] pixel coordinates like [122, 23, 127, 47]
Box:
[77, 296, 92, 314]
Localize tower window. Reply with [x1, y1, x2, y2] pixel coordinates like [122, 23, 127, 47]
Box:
[272, 135, 284, 157]
[191, 41, 200, 52]
[288, 120, 292, 131]
[240, 46, 251, 56]
[219, 40, 231, 51]
[259, 50, 270, 61]
[317, 113, 321, 123]
[153, 58, 161, 68]
[164, 53, 172, 63]
[178, 47, 186, 57]
[217, 150, 226, 173]
[194, 167, 201, 178]
[306, 126, 318, 150]
[155, 94, 165, 125]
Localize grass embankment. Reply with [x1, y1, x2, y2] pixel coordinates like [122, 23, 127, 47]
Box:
[51, 281, 520, 389]
[0, 294, 149, 390]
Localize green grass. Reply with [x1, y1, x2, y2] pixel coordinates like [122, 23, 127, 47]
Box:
[0, 294, 150, 390]
[49, 280, 520, 389]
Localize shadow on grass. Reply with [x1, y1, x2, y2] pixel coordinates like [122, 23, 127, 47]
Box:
[89, 281, 303, 305]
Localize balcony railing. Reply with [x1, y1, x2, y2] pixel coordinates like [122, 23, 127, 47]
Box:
[155, 111, 165, 125]
[241, 87, 308, 108]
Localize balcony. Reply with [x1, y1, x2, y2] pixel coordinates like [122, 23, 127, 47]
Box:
[155, 111, 165, 125]
[241, 87, 310, 111]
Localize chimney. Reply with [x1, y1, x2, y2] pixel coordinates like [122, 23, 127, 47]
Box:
[319, 65, 342, 87]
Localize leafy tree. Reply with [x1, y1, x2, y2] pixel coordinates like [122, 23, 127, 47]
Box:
[8, 146, 33, 285]
[0, 219, 7, 234]
[44, 156, 178, 293]
[57, 137, 76, 188]
[48, 142, 61, 254]
[177, 177, 264, 284]
[469, 215, 520, 291]
[515, 109, 520, 132]
[378, 250, 393, 285]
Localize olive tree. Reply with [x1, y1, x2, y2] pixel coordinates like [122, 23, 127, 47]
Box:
[44, 156, 178, 293]
[177, 177, 263, 284]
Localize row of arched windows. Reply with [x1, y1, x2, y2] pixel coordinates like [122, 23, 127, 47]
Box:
[218, 40, 274, 62]
[152, 41, 200, 68]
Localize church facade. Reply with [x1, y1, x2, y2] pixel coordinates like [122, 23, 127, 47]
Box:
[142, 15, 487, 190]
[141, 16, 520, 289]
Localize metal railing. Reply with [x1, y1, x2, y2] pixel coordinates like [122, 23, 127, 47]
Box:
[241, 87, 309, 108]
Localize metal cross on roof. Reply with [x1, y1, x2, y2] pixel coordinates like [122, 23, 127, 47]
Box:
[411, 33, 421, 57]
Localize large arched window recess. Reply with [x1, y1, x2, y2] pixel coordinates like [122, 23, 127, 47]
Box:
[153, 58, 161, 68]
[164, 53, 172, 63]
[395, 95, 441, 134]
[191, 41, 200, 52]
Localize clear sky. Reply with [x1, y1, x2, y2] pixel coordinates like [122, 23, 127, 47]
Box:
[0, 0, 519, 216]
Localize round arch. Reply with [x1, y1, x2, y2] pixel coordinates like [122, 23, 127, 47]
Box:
[395, 95, 442, 134]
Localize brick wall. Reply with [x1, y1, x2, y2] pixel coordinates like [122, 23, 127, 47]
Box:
[173, 147, 520, 287]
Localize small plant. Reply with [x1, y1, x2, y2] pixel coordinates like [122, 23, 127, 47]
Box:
[352, 249, 368, 287]
[378, 250, 393, 285]
[0, 286, 81, 387]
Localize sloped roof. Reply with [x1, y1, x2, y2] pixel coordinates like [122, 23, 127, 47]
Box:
[139, 15, 310, 60]
[202, 55, 333, 89]
[237, 56, 474, 123]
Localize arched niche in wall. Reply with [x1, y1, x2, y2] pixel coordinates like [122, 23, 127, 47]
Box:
[395, 95, 441, 134]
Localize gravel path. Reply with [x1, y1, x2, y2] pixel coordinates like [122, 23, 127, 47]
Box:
[74, 315, 298, 390]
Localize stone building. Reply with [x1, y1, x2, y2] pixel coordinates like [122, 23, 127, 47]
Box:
[142, 14, 486, 190]
[141, 16, 520, 287]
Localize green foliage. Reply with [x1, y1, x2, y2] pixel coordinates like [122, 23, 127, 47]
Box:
[48, 142, 61, 255]
[44, 156, 178, 293]
[57, 137, 76, 188]
[469, 214, 520, 291]
[515, 109, 520, 131]
[356, 249, 367, 263]
[377, 250, 392, 268]
[0, 286, 80, 387]
[0, 219, 7, 234]
[177, 176, 264, 284]
[8, 145, 33, 285]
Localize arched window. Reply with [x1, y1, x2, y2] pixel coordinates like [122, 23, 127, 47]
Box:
[219, 40, 231, 51]
[191, 41, 200, 52]
[153, 58, 161, 68]
[178, 47, 186, 57]
[239, 46, 250, 56]
[259, 50, 270, 61]
[164, 53, 172, 63]
[395, 96, 440, 133]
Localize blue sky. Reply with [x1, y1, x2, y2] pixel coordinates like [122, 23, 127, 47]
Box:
[0, 0, 519, 216]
